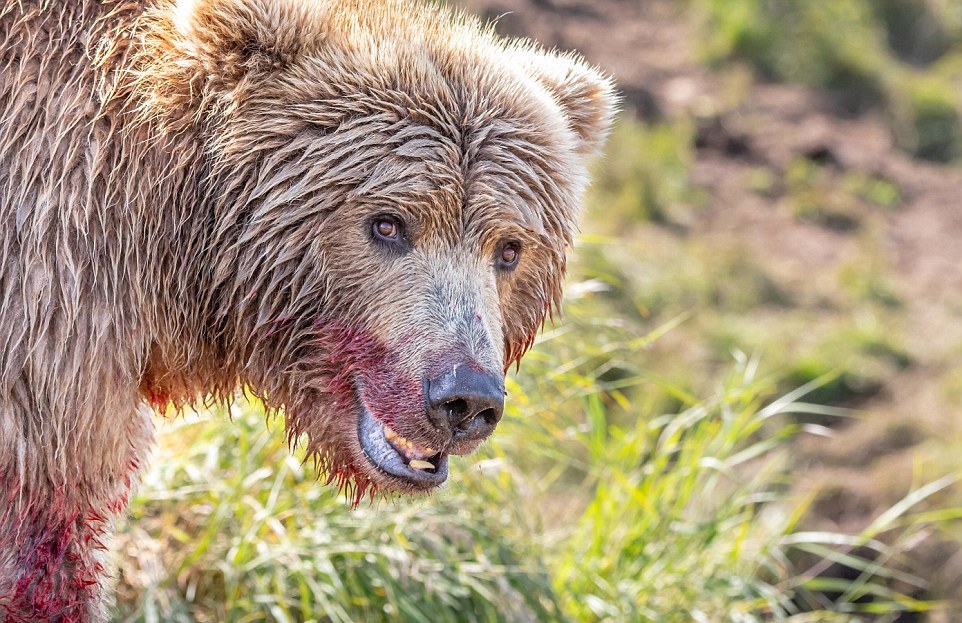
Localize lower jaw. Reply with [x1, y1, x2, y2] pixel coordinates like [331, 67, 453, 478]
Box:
[356, 404, 449, 490]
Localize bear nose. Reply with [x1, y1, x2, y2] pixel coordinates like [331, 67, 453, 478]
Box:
[426, 365, 504, 441]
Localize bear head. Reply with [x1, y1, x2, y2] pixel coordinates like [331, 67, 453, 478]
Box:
[138, 0, 616, 501]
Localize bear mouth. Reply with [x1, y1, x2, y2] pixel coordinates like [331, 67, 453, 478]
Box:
[356, 399, 449, 490]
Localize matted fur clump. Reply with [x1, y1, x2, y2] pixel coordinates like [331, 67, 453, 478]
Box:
[0, 0, 615, 620]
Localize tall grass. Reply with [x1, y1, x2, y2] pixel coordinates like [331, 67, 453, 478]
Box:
[110, 293, 949, 622]
[112, 403, 561, 623]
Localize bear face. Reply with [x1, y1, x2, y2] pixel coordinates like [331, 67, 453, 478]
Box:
[135, 0, 616, 501]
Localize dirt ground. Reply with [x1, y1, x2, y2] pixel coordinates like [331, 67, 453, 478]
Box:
[459, 0, 962, 617]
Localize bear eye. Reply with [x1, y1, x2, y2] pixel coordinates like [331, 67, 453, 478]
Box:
[497, 241, 521, 270]
[372, 216, 400, 241]
[369, 215, 411, 255]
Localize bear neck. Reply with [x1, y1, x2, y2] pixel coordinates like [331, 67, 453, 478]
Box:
[95, 5, 240, 404]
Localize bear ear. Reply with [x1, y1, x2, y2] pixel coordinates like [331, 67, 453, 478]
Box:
[172, 0, 323, 80]
[519, 50, 618, 156]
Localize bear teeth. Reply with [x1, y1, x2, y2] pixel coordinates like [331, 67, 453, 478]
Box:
[382, 425, 436, 461]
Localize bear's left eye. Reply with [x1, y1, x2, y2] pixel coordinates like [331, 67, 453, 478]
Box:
[369, 215, 411, 255]
[497, 241, 521, 270]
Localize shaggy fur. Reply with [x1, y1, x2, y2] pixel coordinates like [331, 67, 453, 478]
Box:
[0, 0, 614, 619]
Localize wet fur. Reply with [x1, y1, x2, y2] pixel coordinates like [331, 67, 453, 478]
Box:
[0, 0, 614, 619]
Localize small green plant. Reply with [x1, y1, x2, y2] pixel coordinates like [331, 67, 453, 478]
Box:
[841, 172, 901, 212]
[785, 159, 861, 232]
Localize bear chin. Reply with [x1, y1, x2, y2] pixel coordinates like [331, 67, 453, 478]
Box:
[356, 401, 451, 492]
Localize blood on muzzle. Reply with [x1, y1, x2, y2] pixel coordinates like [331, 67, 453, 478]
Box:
[425, 365, 504, 441]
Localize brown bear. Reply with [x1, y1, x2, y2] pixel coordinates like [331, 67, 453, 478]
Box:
[0, 0, 614, 620]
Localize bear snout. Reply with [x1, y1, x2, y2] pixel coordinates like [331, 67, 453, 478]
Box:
[424, 365, 505, 450]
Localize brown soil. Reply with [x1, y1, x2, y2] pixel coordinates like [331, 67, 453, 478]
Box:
[458, 0, 962, 619]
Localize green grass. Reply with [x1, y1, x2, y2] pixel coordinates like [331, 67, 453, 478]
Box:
[112, 405, 562, 623]
[110, 297, 953, 622]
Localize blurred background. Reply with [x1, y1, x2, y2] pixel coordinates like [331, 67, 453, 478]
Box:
[111, 1, 962, 621]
